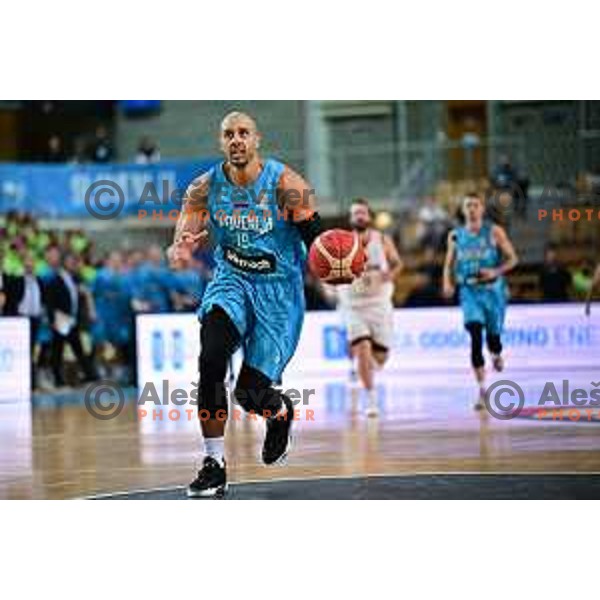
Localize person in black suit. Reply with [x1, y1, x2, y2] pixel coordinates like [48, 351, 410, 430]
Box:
[40, 248, 97, 387]
[0, 272, 23, 316]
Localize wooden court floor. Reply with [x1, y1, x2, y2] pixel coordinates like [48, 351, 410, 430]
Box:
[3, 372, 600, 499]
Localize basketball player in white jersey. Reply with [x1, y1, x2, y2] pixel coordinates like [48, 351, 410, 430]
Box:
[337, 198, 403, 417]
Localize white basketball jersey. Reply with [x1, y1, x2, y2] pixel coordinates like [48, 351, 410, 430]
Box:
[338, 230, 394, 306]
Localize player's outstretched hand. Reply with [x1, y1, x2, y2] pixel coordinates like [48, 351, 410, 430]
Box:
[478, 268, 498, 282]
[167, 231, 209, 268]
[179, 231, 209, 247]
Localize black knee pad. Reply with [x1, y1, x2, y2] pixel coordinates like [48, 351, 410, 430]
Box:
[465, 321, 485, 368]
[233, 364, 283, 418]
[198, 307, 240, 418]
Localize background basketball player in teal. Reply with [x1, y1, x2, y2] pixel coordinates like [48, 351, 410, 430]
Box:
[443, 193, 519, 409]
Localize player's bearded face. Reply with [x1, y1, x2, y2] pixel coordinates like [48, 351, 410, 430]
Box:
[221, 122, 260, 167]
[350, 205, 370, 231]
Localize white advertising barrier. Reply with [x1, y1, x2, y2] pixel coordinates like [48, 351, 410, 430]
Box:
[137, 304, 600, 387]
[287, 303, 600, 377]
[0, 317, 31, 402]
[136, 313, 201, 393]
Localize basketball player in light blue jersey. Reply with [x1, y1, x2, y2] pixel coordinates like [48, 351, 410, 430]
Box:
[168, 112, 336, 497]
[443, 193, 519, 409]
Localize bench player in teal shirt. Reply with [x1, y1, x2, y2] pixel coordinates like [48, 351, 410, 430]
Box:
[443, 193, 519, 410]
[168, 112, 343, 498]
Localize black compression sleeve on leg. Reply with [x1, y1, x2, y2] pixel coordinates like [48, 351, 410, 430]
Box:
[234, 364, 284, 418]
[486, 333, 503, 356]
[465, 322, 485, 368]
[198, 306, 241, 418]
[293, 212, 323, 249]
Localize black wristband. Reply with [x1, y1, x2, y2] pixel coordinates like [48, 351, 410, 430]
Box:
[293, 212, 322, 248]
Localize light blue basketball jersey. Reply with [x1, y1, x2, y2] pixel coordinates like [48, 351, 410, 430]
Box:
[206, 158, 306, 282]
[454, 221, 508, 333]
[199, 158, 306, 383]
[454, 221, 503, 287]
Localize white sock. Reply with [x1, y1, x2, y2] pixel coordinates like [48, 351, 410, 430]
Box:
[367, 388, 377, 406]
[204, 437, 225, 466]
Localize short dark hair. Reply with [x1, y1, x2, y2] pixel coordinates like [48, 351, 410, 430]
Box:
[464, 191, 482, 201]
[351, 197, 373, 216]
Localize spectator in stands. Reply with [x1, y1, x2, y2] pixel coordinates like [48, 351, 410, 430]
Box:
[45, 134, 68, 163]
[92, 251, 134, 383]
[405, 247, 443, 307]
[416, 196, 450, 252]
[3, 240, 25, 275]
[79, 249, 98, 286]
[572, 260, 595, 301]
[171, 255, 207, 312]
[69, 137, 88, 165]
[91, 125, 113, 163]
[539, 246, 571, 302]
[492, 154, 517, 189]
[3, 210, 27, 241]
[40, 248, 97, 387]
[135, 136, 161, 164]
[491, 154, 529, 219]
[122, 249, 145, 301]
[65, 228, 91, 256]
[128, 245, 174, 314]
[20, 254, 44, 387]
[0, 252, 25, 316]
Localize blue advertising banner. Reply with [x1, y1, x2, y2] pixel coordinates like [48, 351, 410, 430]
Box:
[0, 159, 218, 219]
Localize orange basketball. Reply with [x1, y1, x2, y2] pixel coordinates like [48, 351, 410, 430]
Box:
[308, 229, 366, 284]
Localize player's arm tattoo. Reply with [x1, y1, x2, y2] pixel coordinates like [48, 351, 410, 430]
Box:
[277, 166, 317, 219]
[168, 174, 210, 267]
[278, 166, 322, 249]
[493, 225, 519, 276]
[173, 174, 210, 244]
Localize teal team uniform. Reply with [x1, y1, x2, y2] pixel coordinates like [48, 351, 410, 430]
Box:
[199, 159, 306, 383]
[92, 267, 133, 347]
[454, 221, 508, 335]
